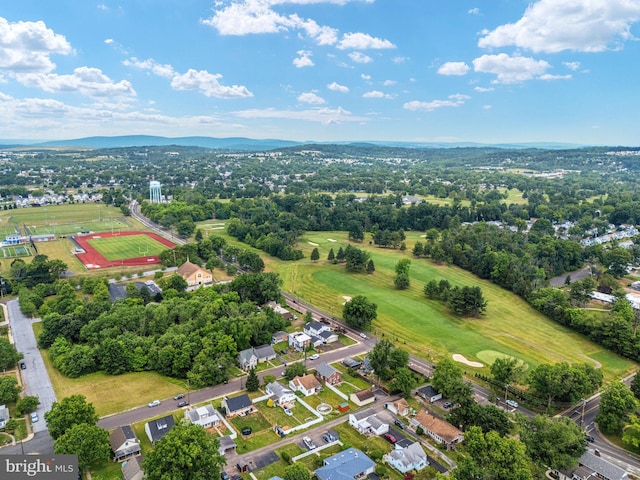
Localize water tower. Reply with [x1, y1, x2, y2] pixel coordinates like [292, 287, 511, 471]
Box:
[149, 181, 162, 204]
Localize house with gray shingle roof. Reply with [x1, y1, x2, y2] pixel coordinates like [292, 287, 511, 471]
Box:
[554, 451, 629, 480]
[384, 441, 428, 473]
[144, 415, 175, 444]
[222, 393, 256, 418]
[109, 425, 140, 461]
[315, 447, 375, 480]
[315, 362, 342, 385]
[185, 404, 220, 428]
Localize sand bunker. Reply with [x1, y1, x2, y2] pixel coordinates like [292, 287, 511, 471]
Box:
[327, 238, 337, 242]
[452, 354, 483, 368]
[342, 295, 352, 305]
[308, 242, 319, 246]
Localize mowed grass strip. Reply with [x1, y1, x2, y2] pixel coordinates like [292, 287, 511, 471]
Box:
[87, 234, 168, 260]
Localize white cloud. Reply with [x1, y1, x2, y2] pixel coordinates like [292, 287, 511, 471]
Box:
[539, 73, 572, 80]
[293, 50, 314, 68]
[383, 80, 396, 86]
[171, 69, 254, 98]
[327, 81, 349, 92]
[123, 57, 175, 78]
[403, 93, 469, 111]
[232, 106, 366, 124]
[563, 61, 581, 71]
[468, 7, 480, 15]
[473, 53, 550, 83]
[483, 104, 492, 109]
[298, 91, 325, 104]
[393, 56, 408, 64]
[478, 0, 640, 53]
[362, 90, 393, 99]
[437, 62, 470, 76]
[104, 38, 114, 45]
[337, 32, 395, 49]
[361, 74, 371, 80]
[0, 17, 73, 73]
[97, 4, 109, 11]
[474, 86, 494, 92]
[16, 67, 136, 98]
[349, 52, 372, 63]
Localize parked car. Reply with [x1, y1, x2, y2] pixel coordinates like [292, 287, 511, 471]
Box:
[148, 400, 161, 407]
[303, 436, 317, 450]
[359, 333, 367, 339]
[309, 354, 319, 360]
[506, 399, 519, 408]
[383, 433, 397, 444]
[174, 393, 185, 400]
[221, 472, 230, 480]
[19, 361, 26, 370]
[443, 402, 453, 409]
[394, 419, 405, 430]
[177, 401, 189, 407]
[284, 408, 293, 416]
[30, 412, 38, 423]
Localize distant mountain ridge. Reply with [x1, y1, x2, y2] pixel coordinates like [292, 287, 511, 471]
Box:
[0, 135, 589, 151]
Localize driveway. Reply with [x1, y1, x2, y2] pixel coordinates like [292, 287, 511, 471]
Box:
[7, 299, 57, 433]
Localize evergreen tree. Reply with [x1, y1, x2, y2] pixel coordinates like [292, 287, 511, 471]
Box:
[366, 259, 375, 274]
[336, 246, 345, 262]
[327, 248, 335, 262]
[246, 368, 260, 392]
[310, 248, 320, 262]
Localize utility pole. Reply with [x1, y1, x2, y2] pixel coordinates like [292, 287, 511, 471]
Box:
[505, 383, 509, 407]
[580, 398, 586, 427]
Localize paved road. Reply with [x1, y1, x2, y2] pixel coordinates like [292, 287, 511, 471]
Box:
[7, 299, 57, 433]
[0, 431, 54, 455]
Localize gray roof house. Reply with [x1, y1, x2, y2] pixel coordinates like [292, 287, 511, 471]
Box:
[219, 435, 237, 455]
[222, 393, 256, 418]
[384, 441, 428, 473]
[417, 384, 442, 403]
[109, 425, 141, 461]
[237, 348, 258, 371]
[0, 404, 9, 429]
[254, 344, 276, 362]
[315, 362, 342, 385]
[554, 451, 629, 480]
[185, 404, 220, 428]
[121, 455, 144, 480]
[348, 408, 389, 436]
[266, 381, 296, 407]
[315, 447, 376, 480]
[144, 415, 175, 444]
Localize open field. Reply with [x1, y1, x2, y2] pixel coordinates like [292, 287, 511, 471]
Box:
[0, 203, 127, 237]
[33, 322, 185, 416]
[212, 228, 636, 381]
[86, 233, 169, 260]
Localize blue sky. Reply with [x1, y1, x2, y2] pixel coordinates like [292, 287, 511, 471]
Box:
[1, 0, 639, 145]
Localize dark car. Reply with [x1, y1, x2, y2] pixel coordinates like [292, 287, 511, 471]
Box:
[394, 419, 405, 430]
[177, 400, 189, 407]
[174, 393, 185, 400]
[585, 435, 595, 443]
[19, 361, 26, 370]
[221, 472, 230, 480]
[443, 401, 453, 409]
[383, 433, 397, 444]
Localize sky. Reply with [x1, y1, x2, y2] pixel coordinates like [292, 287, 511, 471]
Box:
[1, 0, 640, 146]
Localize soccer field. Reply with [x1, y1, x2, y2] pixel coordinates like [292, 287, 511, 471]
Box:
[86, 234, 169, 261]
[1, 244, 32, 258]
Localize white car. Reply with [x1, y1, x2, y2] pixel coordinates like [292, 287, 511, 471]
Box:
[148, 400, 161, 407]
[303, 436, 316, 450]
[284, 408, 293, 416]
[506, 399, 519, 408]
[309, 354, 319, 360]
[30, 412, 39, 423]
[359, 333, 367, 339]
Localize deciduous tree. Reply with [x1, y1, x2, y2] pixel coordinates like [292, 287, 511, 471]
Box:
[45, 395, 99, 440]
[342, 295, 377, 330]
[54, 423, 111, 471]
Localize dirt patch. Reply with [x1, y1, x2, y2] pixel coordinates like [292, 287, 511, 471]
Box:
[452, 354, 483, 368]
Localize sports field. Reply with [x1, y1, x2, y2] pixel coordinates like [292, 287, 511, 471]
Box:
[1, 244, 32, 258]
[87, 234, 169, 260]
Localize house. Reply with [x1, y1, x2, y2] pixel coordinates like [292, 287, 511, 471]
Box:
[177, 261, 213, 286]
[289, 374, 322, 396]
[254, 344, 276, 363]
[265, 302, 294, 320]
[222, 394, 256, 418]
[237, 348, 258, 371]
[219, 435, 237, 456]
[304, 321, 330, 337]
[109, 425, 141, 461]
[315, 362, 342, 386]
[342, 357, 362, 369]
[350, 388, 376, 407]
[0, 405, 10, 429]
[121, 455, 144, 480]
[318, 330, 339, 344]
[554, 451, 630, 480]
[185, 404, 220, 428]
[145, 415, 175, 444]
[349, 408, 389, 436]
[385, 398, 411, 417]
[271, 331, 289, 345]
[266, 382, 296, 408]
[416, 385, 442, 403]
[315, 447, 376, 480]
[288, 332, 312, 351]
[412, 410, 464, 450]
[384, 441, 429, 473]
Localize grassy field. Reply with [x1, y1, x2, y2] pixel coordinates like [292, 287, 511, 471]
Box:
[33, 322, 186, 416]
[87, 234, 169, 260]
[216, 228, 637, 382]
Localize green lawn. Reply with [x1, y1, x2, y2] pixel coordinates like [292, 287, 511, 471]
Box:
[33, 323, 186, 416]
[87, 234, 169, 260]
[261, 230, 636, 381]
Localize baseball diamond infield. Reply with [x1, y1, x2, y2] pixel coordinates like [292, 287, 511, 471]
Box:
[72, 231, 176, 269]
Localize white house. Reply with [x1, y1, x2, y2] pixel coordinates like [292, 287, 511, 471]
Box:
[416, 385, 442, 403]
[289, 374, 322, 396]
[266, 382, 296, 408]
[384, 441, 429, 473]
[348, 408, 389, 436]
[185, 404, 220, 428]
[304, 321, 330, 337]
[288, 332, 312, 351]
